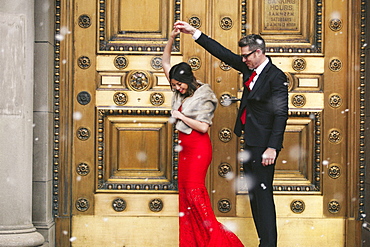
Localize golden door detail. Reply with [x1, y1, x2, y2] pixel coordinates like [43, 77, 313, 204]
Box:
[54, 0, 362, 246]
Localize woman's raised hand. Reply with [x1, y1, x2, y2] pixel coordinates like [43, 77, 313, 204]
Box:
[171, 28, 181, 39]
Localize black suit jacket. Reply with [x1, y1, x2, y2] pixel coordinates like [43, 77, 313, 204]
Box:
[196, 33, 288, 150]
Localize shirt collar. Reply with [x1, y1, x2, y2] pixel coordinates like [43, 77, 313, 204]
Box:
[254, 57, 269, 75]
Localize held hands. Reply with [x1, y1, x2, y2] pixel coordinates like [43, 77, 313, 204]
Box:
[261, 148, 277, 166]
[171, 110, 210, 133]
[171, 28, 181, 39]
[174, 21, 197, 35]
[171, 110, 184, 121]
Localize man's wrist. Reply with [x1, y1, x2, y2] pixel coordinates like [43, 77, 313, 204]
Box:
[192, 29, 202, 40]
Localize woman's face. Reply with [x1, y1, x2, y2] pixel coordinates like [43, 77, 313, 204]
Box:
[171, 79, 188, 94]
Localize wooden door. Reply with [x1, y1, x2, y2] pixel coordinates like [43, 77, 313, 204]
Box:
[54, 0, 362, 246]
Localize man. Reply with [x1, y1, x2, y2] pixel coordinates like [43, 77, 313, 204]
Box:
[175, 21, 288, 247]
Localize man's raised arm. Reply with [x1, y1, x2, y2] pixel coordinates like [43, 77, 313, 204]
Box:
[174, 21, 247, 72]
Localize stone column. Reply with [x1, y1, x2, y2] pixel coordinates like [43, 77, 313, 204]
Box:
[0, 0, 45, 246]
[32, 0, 56, 245]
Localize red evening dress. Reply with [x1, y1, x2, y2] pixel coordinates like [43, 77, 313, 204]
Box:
[178, 126, 244, 246]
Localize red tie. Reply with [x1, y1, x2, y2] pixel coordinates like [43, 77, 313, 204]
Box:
[240, 71, 257, 124]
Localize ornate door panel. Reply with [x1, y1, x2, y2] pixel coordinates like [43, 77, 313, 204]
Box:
[55, 0, 362, 246]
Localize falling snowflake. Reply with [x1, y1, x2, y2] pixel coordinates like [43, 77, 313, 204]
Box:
[330, 11, 341, 19]
[225, 172, 235, 181]
[73, 111, 82, 121]
[260, 183, 267, 190]
[55, 34, 64, 41]
[168, 117, 176, 124]
[256, 39, 263, 45]
[238, 150, 251, 163]
[174, 145, 183, 152]
[136, 151, 147, 162]
[60, 26, 71, 35]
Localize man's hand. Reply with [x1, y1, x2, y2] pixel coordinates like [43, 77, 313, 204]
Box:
[261, 148, 277, 166]
[174, 21, 197, 35]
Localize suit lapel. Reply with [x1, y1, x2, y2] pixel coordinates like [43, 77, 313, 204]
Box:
[239, 87, 249, 110]
[248, 61, 272, 98]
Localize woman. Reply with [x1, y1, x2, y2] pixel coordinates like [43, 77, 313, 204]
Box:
[162, 28, 244, 247]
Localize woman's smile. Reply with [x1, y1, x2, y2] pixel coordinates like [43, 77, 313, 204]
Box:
[171, 79, 188, 94]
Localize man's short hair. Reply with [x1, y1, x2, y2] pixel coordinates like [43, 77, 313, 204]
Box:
[238, 34, 266, 54]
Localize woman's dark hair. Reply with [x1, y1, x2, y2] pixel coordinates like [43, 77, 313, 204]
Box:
[169, 62, 199, 97]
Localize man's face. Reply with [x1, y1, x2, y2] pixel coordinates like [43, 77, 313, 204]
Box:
[240, 46, 262, 70]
